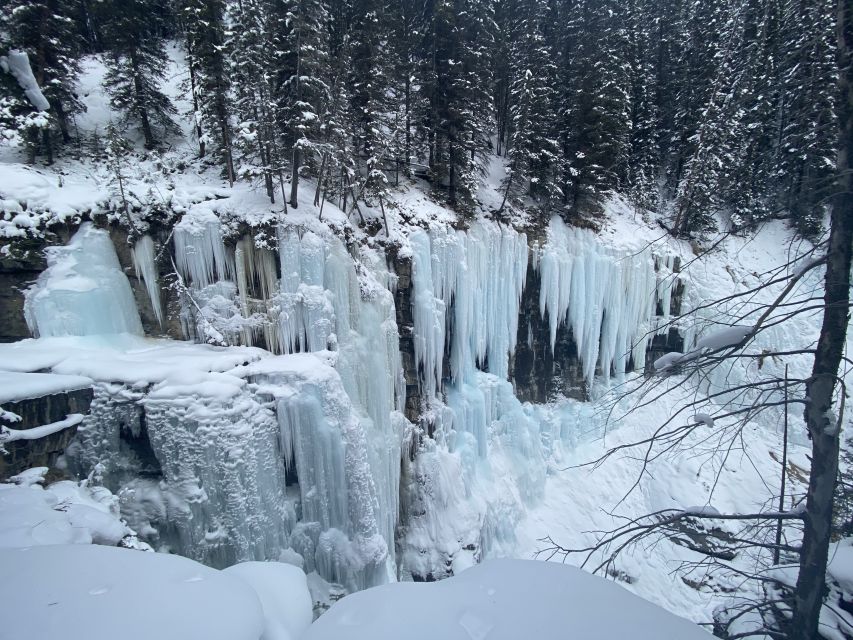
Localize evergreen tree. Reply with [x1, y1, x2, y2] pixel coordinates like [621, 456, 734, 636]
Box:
[558, 0, 632, 214]
[99, 0, 178, 150]
[417, 0, 494, 214]
[623, 0, 659, 208]
[180, 0, 235, 184]
[498, 0, 561, 217]
[6, 0, 85, 158]
[773, 0, 836, 237]
[229, 0, 284, 202]
[271, 0, 331, 208]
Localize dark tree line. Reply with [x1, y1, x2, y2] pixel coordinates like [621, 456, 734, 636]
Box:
[0, 0, 839, 238]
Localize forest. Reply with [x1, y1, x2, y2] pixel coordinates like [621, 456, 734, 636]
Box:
[0, 0, 837, 237]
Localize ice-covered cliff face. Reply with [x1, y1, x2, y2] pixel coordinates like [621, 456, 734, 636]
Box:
[17, 214, 682, 591]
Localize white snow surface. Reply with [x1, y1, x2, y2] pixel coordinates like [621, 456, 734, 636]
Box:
[0, 371, 92, 404]
[0, 469, 132, 548]
[303, 559, 710, 640]
[0, 544, 265, 640]
[223, 562, 314, 640]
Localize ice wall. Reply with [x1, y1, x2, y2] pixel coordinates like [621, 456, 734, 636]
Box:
[273, 228, 406, 588]
[402, 217, 681, 579]
[24, 223, 143, 337]
[167, 217, 406, 590]
[409, 220, 528, 399]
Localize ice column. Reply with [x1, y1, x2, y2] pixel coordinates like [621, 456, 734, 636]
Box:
[131, 235, 163, 327]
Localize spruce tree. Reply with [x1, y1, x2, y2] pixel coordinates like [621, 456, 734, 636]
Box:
[271, 0, 331, 208]
[6, 0, 85, 158]
[229, 0, 284, 202]
[498, 0, 561, 218]
[180, 0, 235, 184]
[773, 0, 836, 237]
[100, 0, 178, 150]
[558, 0, 631, 214]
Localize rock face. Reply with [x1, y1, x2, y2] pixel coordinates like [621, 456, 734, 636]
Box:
[391, 250, 422, 423]
[510, 264, 588, 402]
[0, 387, 94, 480]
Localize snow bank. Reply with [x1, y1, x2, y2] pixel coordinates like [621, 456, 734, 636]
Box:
[303, 559, 710, 640]
[223, 562, 313, 640]
[0, 544, 265, 640]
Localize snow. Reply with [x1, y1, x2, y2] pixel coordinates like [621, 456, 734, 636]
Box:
[1, 412, 83, 445]
[692, 413, 715, 427]
[0, 544, 265, 640]
[0, 49, 51, 111]
[223, 562, 313, 640]
[694, 325, 753, 352]
[303, 559, 711, 640]
[0, 371, 92, 404]
[0, 469, 133, 548]
[24, 223, 144, 337]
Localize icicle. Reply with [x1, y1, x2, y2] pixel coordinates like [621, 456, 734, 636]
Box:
[536, 217, 662, 386]
[131, 235, 163, 327]
[173, 215, 233, 289]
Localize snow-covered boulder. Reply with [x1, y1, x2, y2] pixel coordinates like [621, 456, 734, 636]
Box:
[303, 559, 711, 640]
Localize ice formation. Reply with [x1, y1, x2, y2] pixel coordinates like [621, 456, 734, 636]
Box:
[24, 223, 143, 337]
[0, 49, 51, 111]
[131, 235, 163, 326]
[537, 217, 668, 384]
[12, 210, 686, 592]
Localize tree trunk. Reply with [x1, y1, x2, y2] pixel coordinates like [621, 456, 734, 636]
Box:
[791, 2, 853, 636]
[290, 146, 300, 209]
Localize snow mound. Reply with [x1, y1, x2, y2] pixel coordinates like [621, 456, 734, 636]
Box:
[223, 562, 313, 640]
[0, 471, 133, 548]
[303, 559, 710, 640]
[0, 544, 265, 640]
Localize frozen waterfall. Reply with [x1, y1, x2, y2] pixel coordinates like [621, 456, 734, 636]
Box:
[28, 212, 683, 592]
[24, 223, 143, 337]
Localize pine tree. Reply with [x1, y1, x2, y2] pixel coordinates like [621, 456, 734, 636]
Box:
[623, 0, 659, 208]
[558, 0, 631, 214]
[773, 0, 836, 237]
[229, 0, 284, 203]
[270, 0, 331, 208]
[417, 0, 494, 214]
[99, 0, 178, 150]
[6, 0, 85, 158]
[498, 0, 561, 218]
[180, 0, 235, 184]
